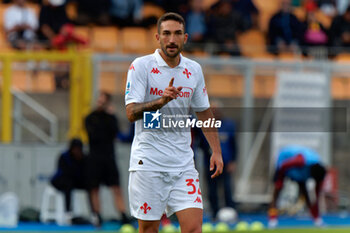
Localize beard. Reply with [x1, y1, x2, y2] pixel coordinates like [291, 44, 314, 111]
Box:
[161, 43, 183, 58]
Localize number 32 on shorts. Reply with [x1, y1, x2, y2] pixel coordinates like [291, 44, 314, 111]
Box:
[186, 178, 201, 195]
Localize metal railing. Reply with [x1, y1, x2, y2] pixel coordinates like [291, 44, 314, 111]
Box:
[0, 51, 92, 143]
[12, 89, 58, 144]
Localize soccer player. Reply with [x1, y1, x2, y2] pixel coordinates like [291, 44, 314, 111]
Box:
[125, 12, 224, 233]
[268, 145, 327, 228]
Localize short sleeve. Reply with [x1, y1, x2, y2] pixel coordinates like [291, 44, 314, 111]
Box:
[125, 59, 147, 105]
[191, 64, 210, 112]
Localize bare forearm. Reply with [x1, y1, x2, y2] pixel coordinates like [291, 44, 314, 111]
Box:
[197, 109, 221, 153]
[41, 24, 56, 40]
[126, 98, 164, 122]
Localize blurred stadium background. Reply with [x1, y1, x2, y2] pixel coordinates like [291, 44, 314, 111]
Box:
[1, 0, 350, 232]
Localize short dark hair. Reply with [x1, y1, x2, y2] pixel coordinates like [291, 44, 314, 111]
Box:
[157, 12, 186, 33]
[69, 138, 83, 150]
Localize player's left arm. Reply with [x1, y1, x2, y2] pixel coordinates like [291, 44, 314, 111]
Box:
[196, 108, 223, 178]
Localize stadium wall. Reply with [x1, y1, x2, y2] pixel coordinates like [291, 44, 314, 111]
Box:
[0, 143, 131, 219]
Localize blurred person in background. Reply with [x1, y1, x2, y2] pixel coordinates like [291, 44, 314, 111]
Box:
[231, 0, 259, 30]
[4, 0, 40, 50]
[39, 0, 86, 49]
[110, 0, 157, 28]
[206, 0, 244, 56]
[73, 0, 111, 26]
[193, 101, 237, 221]
[185, 0, 207, 51]
[85, 92, 130, 227]
[157, 0, 189, 16]
[39, 0, 86, 89]
[301, 10, 329, 56]
[268, 145, 327, 228]
[267, 0, 303, 55]
[39, 0, 70, 48]
[51, 138, 89, 224]
[328, 6, 350, 56]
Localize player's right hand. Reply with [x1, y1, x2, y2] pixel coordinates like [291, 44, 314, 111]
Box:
[210, 152, 223, 178]
[162, 77, 182, 104]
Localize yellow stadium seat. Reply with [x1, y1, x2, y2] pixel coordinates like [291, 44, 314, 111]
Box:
[32, 71, 55, 93]
[237, 29, 272, 58]
[0, 28, 9, 50]
[12, 70, 28, 91]
[253, 0, 280, 32]
[332, 77, 350, 100]
[12, 70, 55, 93]
[74, 26, 90, 41]
[27, 3, 40, 17]
[189, 50, 210, 57]
[253, 75, 276, 98]
[207, 74, 243, 97]
[333, 53, 350, 62]
[202, 0, 219, 10]
[91, 27, 119, 52]
[121, 27, 150, 54]
[99, 71, 117, 93]
[142, 3, 165, 18]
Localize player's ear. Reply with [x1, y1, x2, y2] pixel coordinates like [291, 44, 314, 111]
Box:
[184, 33, 188, 44]
[156, 33, 160, 42]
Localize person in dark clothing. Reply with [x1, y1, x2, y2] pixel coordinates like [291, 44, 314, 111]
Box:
[231, 0, 259, 30]
[39, 0, 86, 49]
[267, 0, 303, 55]
[73, 0, 111, 26]
[192, 102, 237, 220]
[38, 0, 70, 46]
[38, 0, 86, 90]
[51, 138, 88, 222]
[206, 0, 244, 56]
[328, 6, 350, 56]
[85, 92, 130, 227]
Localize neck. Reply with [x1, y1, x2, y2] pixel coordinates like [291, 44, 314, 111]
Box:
[159, 50, 181, 68]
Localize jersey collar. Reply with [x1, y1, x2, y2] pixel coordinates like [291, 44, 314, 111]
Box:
[154, 49, 185, 68]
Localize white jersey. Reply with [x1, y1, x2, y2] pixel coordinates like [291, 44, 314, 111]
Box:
[125, 49, 210, 172]
[4, 5, 38, 40]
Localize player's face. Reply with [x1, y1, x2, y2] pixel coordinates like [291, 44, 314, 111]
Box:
[97, 93, 109, 110]
[157, 20, 188, 58]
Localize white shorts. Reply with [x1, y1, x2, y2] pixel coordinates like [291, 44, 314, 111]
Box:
[128, 169, 203, 220]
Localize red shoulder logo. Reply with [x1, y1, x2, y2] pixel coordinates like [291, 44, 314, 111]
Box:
[151, 67, 161, 74]
[183, 68, 192, 79]
[129, 64, 135, 71]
